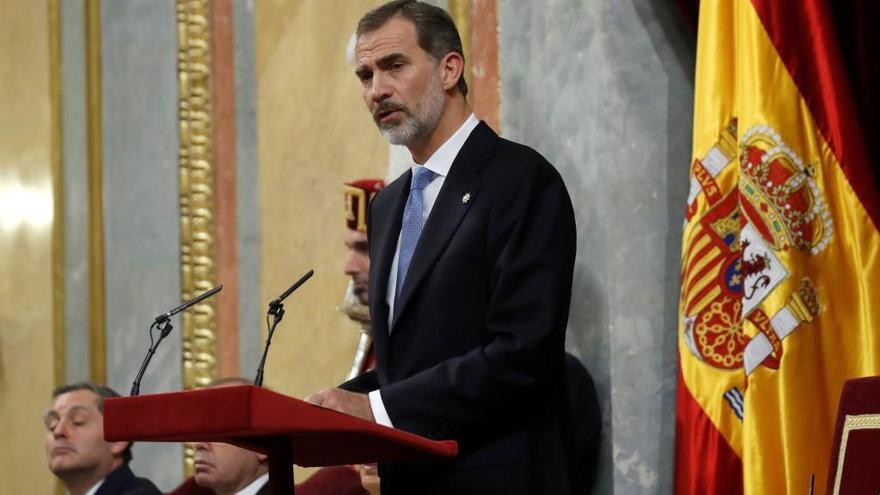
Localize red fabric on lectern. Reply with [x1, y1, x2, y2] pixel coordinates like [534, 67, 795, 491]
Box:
[825, 376, 880, 495]
[104, 385, 456, 467]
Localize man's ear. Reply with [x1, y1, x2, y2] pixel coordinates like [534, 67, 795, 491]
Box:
[440, 51, 465, 92]
[110, 440, 130, 457]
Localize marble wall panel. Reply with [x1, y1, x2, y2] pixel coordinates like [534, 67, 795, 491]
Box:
[233, 0, 262, 379]
[254, 0, 389, 398]
[101, 0, 182, 489]
[0, 1, 57, 492]
[60, 0, 91, 384]
[499, 1, 695, 493]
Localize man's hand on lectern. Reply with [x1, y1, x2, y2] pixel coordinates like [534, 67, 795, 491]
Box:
[305, 388, 376, 423]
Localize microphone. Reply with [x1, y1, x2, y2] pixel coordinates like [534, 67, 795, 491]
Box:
[154, 284, 223, 324]
[131, 285, 223, 396]
[255, 270, 314, 386]
[269, 270, 314, 315]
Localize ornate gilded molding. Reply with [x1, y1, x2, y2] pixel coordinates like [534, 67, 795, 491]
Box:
[177, 0, 218, 476]
[177, 0, 218, 391]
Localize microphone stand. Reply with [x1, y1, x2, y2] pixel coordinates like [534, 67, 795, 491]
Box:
[130, 319, 174, 396]
[254, 270, 314, 387]
[130, 285, 223, 396]
[253, 303, 284, 387]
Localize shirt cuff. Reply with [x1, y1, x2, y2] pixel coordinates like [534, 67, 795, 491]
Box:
[368, 389, 394, 428]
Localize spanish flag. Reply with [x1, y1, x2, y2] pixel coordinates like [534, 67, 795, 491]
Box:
[675, 1, 880, 494]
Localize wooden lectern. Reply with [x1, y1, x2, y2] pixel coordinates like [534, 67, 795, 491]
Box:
[103, 385, 457, 495]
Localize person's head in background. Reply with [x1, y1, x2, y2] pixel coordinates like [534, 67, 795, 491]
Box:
[192, 378, 269, 495]
[343, 179, 385, 310]
[44, 383, 134, 495]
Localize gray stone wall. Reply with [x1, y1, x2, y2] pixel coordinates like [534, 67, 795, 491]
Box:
[101, 0, 181, 490]
[61, 0, 90, 383]
[233, 0, 262, 379]
[499, 1, 695, 493]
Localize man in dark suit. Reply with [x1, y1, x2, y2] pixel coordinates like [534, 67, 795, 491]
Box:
[44, 383, 161, 495]
[306, 1, 577, 493]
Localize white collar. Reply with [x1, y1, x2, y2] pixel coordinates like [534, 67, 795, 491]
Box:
[235, 473, 269, 495]
[82, 478, 105, 495]
[412, 113, 479, 178]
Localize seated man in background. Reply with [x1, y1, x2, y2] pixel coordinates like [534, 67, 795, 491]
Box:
[170, 377, 366, 495]
[178, 378, 270, 495]
[45, 382, 162, 495]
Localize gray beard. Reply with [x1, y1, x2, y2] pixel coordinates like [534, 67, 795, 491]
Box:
[378, 76, 445, 146]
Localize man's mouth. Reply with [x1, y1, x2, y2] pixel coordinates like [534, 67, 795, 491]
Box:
[374, 103, 406, 124]
[51, 446, 75, 456]
[193, 460, 214, 472]
[376, 109, 400, 122]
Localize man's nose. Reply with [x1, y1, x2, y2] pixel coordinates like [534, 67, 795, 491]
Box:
[345, 252, 363, 276]
[52, 420, 69, 438]
[369, 72, 392, 103]
[193, 441, 210, 451]
[345, 257, 358, 275]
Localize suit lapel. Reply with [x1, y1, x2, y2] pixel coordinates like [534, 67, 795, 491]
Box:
[392, 122, 497, 328]
[370, 172, 411, 357]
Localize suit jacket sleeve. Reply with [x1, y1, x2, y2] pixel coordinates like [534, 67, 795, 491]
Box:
[379, 151, 577, 441]
[339, 368, 379, 393]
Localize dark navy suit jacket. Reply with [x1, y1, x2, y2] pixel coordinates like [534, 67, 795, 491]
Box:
[95, 464, 161, 495]
[343, 122, 578, 494]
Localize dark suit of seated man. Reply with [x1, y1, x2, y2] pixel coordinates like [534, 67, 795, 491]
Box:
[305, 2, 579, 493]
[44, 382, 162, 495]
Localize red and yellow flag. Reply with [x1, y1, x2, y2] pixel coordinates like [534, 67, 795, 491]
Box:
[675, 0, 880, 493]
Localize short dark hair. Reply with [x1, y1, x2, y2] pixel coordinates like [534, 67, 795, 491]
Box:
[52, 382, 133, 464]
[357, 0, 468, 96]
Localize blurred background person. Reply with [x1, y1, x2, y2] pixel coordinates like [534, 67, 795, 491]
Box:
[45, 383, 162, 495]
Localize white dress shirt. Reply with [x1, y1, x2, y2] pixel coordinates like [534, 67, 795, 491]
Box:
[368, 113, 480, 428]
[82, 479, 105, 495]
[235, 473, 269, 495]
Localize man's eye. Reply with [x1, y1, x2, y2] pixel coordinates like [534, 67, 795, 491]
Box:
[391, 63, 404, 70]
[45, 420, 58, 431]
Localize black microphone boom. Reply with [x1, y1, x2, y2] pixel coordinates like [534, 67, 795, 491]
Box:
[269, 270, 314, 314]
[255, 270, 314, 386]
[154, 284, 223, 324]
[131, 285, 223, 396]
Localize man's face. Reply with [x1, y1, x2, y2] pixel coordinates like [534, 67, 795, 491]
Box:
[44, 390, 121, 478]
[193, 441, 265, 493]
[345, 229, 371, 305]
[355, 16, 446, 146]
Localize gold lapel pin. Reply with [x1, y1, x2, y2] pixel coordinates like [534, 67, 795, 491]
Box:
[462, 193, 471, 204]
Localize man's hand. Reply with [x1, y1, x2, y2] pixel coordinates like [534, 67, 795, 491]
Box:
[304, 388, 375, 423]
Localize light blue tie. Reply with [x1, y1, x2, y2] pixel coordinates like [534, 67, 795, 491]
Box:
[396, 166, 436, 305]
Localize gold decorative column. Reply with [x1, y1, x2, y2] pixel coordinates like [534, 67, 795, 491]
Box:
[177, 0, 218, 391]
[177, 0, 219, 475]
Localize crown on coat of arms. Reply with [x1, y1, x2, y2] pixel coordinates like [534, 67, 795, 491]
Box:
[738, 125, 833, 255]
